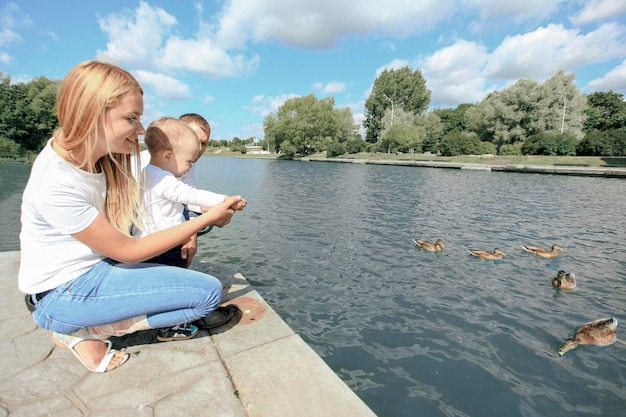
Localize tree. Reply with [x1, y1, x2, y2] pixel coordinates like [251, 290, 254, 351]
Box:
[584, 91, 626, 132]
[326, 141, 346, 157]
[465, 79, 541, 148]
[521, 132, 578, 156]
[379, 123, 421, 154]
[433, 103, 473, 135]
[335, 107, 359, 143]
[263, 94, 353, 157]
[577, 129, 626, 156]
[414, 112, 443, 153]
[438, 132, 482, 156]
[363, 66, 431, 143]
[465, 70, 586, 148]
[538, 70, 586, 139]
[345, 137, 367, 154]
[379, 106, 414, 137]
[0, 74, 60, 155]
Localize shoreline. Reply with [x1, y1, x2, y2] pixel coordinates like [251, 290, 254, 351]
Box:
[299, 157, 626, 178]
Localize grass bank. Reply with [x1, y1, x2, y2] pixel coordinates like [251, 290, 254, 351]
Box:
[201, 148, 626, 167]
[322, 153, 626, 167]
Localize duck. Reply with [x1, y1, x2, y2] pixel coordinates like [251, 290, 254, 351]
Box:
[551, 270, 576, 289]
[558, 317, 618, 356]
[521, 244, 564, 258]
[467, 248, 505, 260]
[414, 239, 445, 252]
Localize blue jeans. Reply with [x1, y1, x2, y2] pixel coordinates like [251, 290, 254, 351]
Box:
[32, 258, 223, 334]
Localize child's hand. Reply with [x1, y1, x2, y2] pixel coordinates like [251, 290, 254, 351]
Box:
[224, 195, 247, 211]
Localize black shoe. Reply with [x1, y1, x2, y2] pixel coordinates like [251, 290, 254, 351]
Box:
[25, 294, 36, 313]
[156, 323, 199, 342]
[193, 304, 241, 330]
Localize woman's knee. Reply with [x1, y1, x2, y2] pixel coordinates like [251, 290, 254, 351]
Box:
[196, 276, 223, 314]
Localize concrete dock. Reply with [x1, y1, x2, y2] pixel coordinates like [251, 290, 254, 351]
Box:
[0, 251, 377, 417]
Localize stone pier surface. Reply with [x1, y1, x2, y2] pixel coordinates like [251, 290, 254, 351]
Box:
[0, 251, 377, 417]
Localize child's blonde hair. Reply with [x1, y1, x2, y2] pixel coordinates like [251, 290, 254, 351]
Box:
[54, 60, 143, 235]
[144, 117, 197, 155]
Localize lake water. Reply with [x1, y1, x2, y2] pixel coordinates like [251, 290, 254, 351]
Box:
[2, 158, 625, 417]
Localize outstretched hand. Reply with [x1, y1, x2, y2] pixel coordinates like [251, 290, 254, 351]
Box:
[224, 195, 247, 211]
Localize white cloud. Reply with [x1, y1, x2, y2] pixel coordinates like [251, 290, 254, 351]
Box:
[584, 59, 626, 93]
[238, 123, 264, 140]
[0, 2, 31, 49]
[213, 0, 577, 50]
[158, 36, 260, 78]
[46, 31, 59, 43]
[247, 93, 300, 117]
[97, 1, 176, 68]
[314, 81, 346, 94]
[469, 0, 564, 20]
[134, 70, 192, 101]
[97, 1, 259, 79]
[0, 28, 21, 47]
[570, 0, 626, 25]
[483, 23, 626, 80]
[382, 41, 396, 51]
[418, 39, 493, 107]
[0, 2, 32, 27]
[215, 0, 454, 49]
[0, 51, 10, 64]
[375, 59, 411, 77]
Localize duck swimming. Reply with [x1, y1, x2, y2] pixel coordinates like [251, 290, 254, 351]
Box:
[521, 244, 564, 258]
[558, 317, 618, 355]
[467, 248, 505, 260]
[551, 270, 576, 290]
[414, 239, 445, 252]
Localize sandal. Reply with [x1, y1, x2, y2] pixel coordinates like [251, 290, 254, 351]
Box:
[193, 304, 241, 330]
[51, 332, 129, 373]
[156, 323, 199, 342]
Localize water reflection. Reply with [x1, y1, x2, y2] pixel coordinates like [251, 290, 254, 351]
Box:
[3, 159, 625, 416]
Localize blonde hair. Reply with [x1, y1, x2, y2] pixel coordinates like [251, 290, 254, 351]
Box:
[144, 117, 197, 155]
[179, 113, 211, 139]
[54, 60, 144, 235]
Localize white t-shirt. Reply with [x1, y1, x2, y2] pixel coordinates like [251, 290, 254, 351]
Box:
[133, 164, 225, 238]
[130, 148, 151, 179]
[19, 139, 106, 294]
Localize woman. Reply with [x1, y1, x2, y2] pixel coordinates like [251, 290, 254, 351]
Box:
[18, 60, 243, 372]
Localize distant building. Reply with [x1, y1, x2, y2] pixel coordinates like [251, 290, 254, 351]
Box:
[245, 143, 271, 154]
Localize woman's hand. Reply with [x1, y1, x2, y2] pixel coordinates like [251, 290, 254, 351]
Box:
[207, 202, 236, 228]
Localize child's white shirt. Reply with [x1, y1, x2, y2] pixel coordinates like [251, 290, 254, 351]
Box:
[134, 164, 225, 238]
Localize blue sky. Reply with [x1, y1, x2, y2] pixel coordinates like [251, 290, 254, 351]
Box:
[1, 1, 626, 141]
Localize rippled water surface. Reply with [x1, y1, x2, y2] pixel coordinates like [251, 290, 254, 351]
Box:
[3, 159, 625, 417]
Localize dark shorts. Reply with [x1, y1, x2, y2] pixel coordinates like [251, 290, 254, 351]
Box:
[147, 245, 186, 268]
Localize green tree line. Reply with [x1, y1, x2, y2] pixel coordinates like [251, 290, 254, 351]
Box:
[0, 72, 60, 161]
[0, 72, 259, 159]
[2, 68, 625, 160]
[265, 67, 626, 157]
